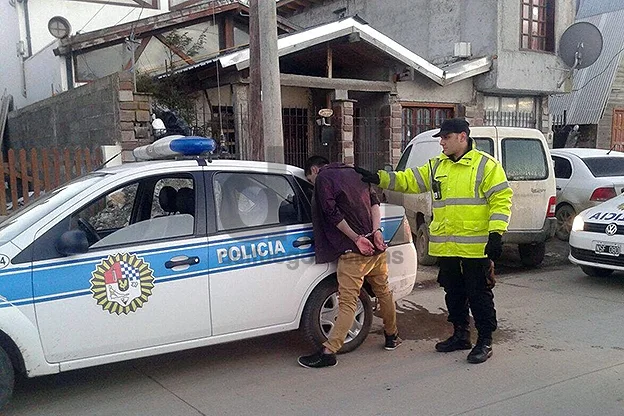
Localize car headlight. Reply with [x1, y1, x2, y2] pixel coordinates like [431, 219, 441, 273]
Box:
[572, 216, 584, 232]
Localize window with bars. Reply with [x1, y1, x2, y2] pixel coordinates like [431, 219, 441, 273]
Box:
[401, 106, 454, 149]
[483, 96, 537, 128]
[521, 0, 555, 51]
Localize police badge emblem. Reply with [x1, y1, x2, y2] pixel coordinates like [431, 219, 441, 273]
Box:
[90, 253, 155, 314]
[618, 203, 624, 211]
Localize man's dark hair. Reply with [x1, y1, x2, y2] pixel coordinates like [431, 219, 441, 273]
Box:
[304, 155, 329, 175]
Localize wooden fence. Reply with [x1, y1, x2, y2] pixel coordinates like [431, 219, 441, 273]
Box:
[1, 147, 103, 215]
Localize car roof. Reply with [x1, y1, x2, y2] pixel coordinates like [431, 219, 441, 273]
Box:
[97, 158, 307, 178]
[550, 148, 624, 158]
[404, 126, 544, 148]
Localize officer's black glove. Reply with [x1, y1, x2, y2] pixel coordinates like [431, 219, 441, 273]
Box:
[484, 232, 503, 261]
[353, 166, 380, 185]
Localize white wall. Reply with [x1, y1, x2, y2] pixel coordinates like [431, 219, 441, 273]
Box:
[2, 0, 169, 109]
[0, 1, 27, 109]
[26, 0, 167, 53]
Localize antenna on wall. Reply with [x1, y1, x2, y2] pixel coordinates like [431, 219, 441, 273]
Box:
[557, 21, 603, 90]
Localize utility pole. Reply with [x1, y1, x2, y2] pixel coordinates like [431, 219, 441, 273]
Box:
[249, 0, 284, 163]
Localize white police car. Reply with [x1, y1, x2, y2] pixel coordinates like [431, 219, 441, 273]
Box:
[569, 192, 624, 277]
[0, 136, 417, 406]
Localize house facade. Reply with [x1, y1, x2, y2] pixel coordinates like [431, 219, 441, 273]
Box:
[3, 0, 577, 170]
[0, 0, 282, 110]
[168, 0, 576, 169]
[550, 1, 624, 151]
[279, 0, 576, 140]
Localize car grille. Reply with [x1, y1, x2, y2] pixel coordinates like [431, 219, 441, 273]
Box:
[583, 222, 624, 235]
[570, 247, 624, 267]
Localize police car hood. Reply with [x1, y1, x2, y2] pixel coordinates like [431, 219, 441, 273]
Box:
[580, 193, 624, 221]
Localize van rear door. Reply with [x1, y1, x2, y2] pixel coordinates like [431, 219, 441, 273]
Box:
[496, 127, 555, 231]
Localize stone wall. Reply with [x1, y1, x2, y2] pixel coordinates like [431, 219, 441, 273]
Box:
[6, 71, 152, 161]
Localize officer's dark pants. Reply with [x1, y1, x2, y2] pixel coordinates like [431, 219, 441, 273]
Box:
[437, 257, 497, 336]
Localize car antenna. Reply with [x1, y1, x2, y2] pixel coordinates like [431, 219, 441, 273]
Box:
[95, 151, 123, 171]
[606, 144, 616, 155]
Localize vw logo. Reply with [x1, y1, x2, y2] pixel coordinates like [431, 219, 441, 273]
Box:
[605, 223, 618, 236]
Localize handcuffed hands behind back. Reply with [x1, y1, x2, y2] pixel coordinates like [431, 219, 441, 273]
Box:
[355, 235, 376, 256]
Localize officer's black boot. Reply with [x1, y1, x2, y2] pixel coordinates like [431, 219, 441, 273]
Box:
[467, 335, 493, 364]
[435, 325, 472, 352]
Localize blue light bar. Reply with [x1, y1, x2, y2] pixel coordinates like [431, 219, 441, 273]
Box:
[133, 135, 217, 160]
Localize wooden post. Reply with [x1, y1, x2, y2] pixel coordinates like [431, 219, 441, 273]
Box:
[250, 0, 284, 163]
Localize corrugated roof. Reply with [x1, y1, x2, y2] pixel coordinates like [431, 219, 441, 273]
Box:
[550, 10, 624, 125]
[577, 0, 624, 18]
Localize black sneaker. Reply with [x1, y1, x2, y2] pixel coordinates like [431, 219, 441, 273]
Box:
[384, 332, 402, 350]
[298, 350, 337, 368]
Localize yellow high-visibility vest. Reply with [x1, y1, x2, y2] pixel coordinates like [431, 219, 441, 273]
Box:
[379, 148, 513, 258]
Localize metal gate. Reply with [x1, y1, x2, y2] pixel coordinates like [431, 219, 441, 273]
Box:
[354, 108, 384, 171]
[283, 107, 309, 168]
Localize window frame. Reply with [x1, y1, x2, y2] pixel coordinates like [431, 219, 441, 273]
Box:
[211, 171, 310, 233]
[552, 155, 572, 179]
[520, 0, 555, 52]
[401, 103, 455, 150]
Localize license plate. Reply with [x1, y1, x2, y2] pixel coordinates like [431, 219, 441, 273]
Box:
[594, 241, 621, 256]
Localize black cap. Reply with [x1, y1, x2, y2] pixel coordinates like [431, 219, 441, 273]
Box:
[432, 118, 470, 137]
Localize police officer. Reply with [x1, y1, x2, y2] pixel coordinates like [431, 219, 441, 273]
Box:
[356, 118, 513, 364]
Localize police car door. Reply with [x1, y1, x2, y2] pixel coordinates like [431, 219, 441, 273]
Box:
[30, 171, 210, 363]
[209, 170, 327, 335]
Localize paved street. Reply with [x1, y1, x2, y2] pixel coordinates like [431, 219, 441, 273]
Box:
[5, 240, 624, 416]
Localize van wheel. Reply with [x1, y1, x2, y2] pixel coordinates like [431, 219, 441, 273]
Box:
[555, 205, 575, 241]
[0, 346, 14, 409]
[415, 223, 437, 266]
[518, 242, 545, 267]
[580, 265, 614, 277]
[300, 279, 373, 354]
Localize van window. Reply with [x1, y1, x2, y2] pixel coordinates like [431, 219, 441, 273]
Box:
[396, 145, 413, 171]
[501, 138, 548, 181]
[473, 138, 494, 156]
[407, 141, 444, 168]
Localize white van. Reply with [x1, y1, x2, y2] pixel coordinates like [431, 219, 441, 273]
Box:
[386, 126, 557, 266]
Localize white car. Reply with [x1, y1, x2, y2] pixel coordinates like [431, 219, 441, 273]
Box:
[0, 138, 417, 407]
[551, 148, 624, 241]
[569, 192, 624, 277]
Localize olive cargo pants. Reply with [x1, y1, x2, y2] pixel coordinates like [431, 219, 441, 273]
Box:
[323, 252, 398, 353]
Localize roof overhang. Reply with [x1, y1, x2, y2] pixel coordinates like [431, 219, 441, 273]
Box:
[54, 0, 298, 55]
[176, 17, 491, 86]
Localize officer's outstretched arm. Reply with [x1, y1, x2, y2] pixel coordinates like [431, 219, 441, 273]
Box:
[378, 166, 429, 194]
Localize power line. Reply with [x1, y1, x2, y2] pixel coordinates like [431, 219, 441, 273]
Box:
[78, 0, 113, 33]
[114, 7, 138, 26]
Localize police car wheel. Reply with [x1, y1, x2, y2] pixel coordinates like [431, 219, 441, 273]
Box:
[300, 279, 373, 354]
[580, 265, 614, 278]
[0, 346, 14, 409]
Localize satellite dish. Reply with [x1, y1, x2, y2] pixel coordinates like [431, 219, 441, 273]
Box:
[48, 16, 72, 40]
[558, 22, 603, 69]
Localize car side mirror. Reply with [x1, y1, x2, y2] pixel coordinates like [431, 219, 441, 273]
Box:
[383, 164, 393, 172]
[56, 230, 89, 256]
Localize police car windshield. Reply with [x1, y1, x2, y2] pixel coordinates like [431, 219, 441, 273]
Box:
[0, 173, 109, 243]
